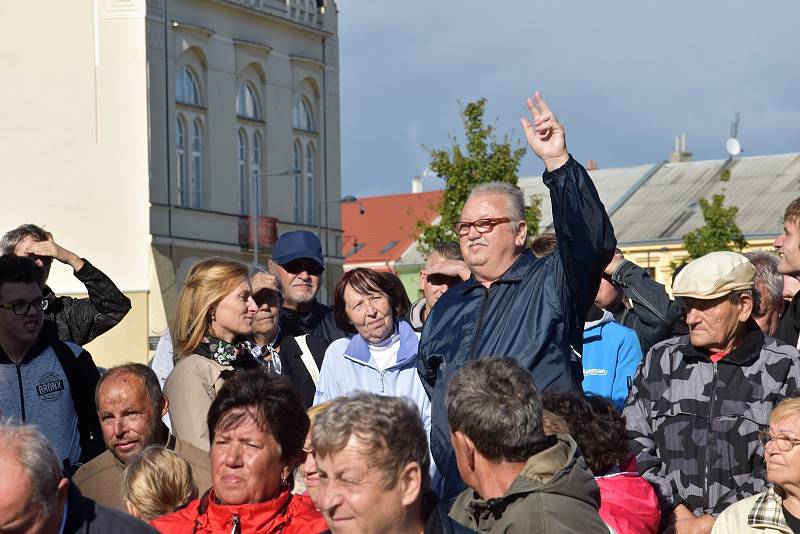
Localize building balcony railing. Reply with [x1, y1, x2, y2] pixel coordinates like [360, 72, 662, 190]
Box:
[238, 215, 279, 250]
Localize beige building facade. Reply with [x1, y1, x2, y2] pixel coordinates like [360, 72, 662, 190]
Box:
[0, 0, 342, 367]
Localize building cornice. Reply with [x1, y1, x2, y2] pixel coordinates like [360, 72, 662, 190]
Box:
[170, 21, 215, 40]
[290, 55, 324, 69]
[233, 39, 273, 56]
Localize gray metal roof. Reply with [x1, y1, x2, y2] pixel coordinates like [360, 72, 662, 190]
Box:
[610, 153, 800, 244]
[518, 163, 654, 231]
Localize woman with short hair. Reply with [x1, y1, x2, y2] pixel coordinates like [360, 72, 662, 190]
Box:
[713, 397, 800, 533]
[151, 371, 326, 533]
[164, 257, 260, 451]
[313, 268, 431, 466]
[544, 392, 661, 534]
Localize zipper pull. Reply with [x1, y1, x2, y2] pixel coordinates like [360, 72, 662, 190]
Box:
[379, 372, 385, 393]
[713, 362, 718, 376]
[230, 513, 240, 534]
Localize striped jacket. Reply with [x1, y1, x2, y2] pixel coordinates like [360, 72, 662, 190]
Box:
[623, 322, 800, 517]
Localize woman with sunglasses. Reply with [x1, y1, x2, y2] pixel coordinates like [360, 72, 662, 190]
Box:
[714, 397, 800, 533]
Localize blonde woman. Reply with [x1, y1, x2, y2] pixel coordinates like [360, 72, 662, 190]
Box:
[164, 257, 259, 451]
[122, 447, 197, 521]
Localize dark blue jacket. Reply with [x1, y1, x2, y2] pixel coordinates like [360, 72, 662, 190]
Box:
[417, 156, 616, 502]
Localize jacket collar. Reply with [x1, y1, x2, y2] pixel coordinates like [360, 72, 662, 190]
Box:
[679, 319, 765, 365]
[461, 249, 533, 294]
[344, 320, 417, 366]
[748, 485, 792, 532]
[196, 488, 292, 532]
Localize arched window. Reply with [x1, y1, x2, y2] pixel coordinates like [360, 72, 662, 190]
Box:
[176, 117, 188, 207]
[305, 143, 315, 224]
[236, 82, 260, 120]
[293, 140, 303, 223]
[292, 98, 315, 131]
[190, 120, 203, 208]
[238, 129, 249, 215]
[176, 66, 201, 106]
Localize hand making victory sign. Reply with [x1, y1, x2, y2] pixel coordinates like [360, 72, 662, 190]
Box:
[520, 91, 570, 172]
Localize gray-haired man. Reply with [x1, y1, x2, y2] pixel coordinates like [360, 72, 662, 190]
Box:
[0, 421, 157, 533]
[447, 358, 608, 533]
[313, 392, 476, 534]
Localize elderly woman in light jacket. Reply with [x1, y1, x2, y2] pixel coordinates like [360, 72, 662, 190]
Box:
[713, 397, 800, 533]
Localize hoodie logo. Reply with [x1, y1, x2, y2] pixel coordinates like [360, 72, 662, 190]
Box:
[36, 373, 65, 401]
[583, 368, 608, 377]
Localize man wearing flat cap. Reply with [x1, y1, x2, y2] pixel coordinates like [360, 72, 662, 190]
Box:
[623, 251, 800, 534]
[268, 230, 345, 345]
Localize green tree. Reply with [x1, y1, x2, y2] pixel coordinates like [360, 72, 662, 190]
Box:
[416, 98, 537, 253]
[682, 193, 748, 259]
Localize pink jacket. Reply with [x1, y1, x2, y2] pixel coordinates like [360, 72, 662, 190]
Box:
[596, 472, 661, 534]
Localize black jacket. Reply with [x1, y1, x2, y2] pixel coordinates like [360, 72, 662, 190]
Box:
[63, 483, 158, 533]
[279, 300, 346, 345]
[417, 156, 616, 503]
[776, 291, 800, 347]
[44, 259, 131, 345]
[608, 259, 682, 354]
[273, 333, 326, 408]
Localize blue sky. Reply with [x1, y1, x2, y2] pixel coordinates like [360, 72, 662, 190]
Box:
[336, 1, 800, 197]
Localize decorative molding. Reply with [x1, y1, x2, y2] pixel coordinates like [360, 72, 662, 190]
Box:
[103, 0, 146, 18]
[170, 21, 215, 40]
[233, 39, 273, 57]
[290, 55, 324, 69]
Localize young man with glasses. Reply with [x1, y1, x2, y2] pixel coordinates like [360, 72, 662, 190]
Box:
[417, 91, 617, 503]
[0, 255, 104, 472]
[623, 251, 800, 534]
[268, 230, 346, 345]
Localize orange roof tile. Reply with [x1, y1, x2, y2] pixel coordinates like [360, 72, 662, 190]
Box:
[342, 190, 443, 266]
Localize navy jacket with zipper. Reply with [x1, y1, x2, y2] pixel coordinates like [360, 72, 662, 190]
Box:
[417, 156, 616, 503]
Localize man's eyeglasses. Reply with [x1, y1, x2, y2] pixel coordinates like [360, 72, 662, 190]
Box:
[0, 299, 49, 315]
[453, 217, 512, 237]
[758, 431, 800, 452]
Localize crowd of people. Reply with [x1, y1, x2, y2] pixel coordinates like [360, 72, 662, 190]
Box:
[2, 91, 800, 533]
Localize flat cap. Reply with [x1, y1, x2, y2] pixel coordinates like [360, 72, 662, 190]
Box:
[672, 251, 755, 299]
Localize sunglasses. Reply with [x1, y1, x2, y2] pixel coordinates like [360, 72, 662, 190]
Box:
[281, 260, 324, 276]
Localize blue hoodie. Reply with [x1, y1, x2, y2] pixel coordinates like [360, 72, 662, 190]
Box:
[582, 310, 643, 409]
[314, 320, 431, 440]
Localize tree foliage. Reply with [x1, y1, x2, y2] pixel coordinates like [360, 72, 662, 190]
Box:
[416, 98, 539, 253]
[682, 193, 747, 259]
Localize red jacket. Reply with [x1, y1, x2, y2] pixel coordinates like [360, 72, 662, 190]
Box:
[596, 472, 661, 534]
[150, 489, 327, 534]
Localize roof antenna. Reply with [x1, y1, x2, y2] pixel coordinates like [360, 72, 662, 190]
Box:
[726, 112, 742, 157]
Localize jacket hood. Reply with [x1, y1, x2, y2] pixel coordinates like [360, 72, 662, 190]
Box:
[466, 435, 601, 516]
[407, 298, 426, 330]
[584, 308, 614, 331]
[343, 320, 419, 368]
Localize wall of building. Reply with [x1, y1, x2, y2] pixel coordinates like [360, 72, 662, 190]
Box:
[0, 1, 152, 361]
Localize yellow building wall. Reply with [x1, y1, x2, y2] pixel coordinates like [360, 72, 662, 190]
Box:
[69, 291, 151, 369]
[620, 237, 776, 294]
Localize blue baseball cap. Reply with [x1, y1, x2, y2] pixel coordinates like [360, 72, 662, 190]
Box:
[272, 231, 324, 268]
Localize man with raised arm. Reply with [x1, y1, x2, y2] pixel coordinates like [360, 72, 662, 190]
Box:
[417, 92, 616, 502]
